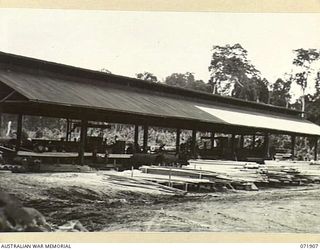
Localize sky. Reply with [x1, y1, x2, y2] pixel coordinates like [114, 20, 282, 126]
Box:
[0, 9, 320, 98]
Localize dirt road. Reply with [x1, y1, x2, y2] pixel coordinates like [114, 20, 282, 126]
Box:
[1, 171, 320, 233]
[104, 187, 320, 233]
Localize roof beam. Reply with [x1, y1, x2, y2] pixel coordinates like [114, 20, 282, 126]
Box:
[0, 90, 16, 103]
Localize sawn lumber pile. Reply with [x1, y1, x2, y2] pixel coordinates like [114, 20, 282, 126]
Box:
[139, 161, 261, 191]
[133, 160, 320, 192]
[186, 160, 268, 184]
[121, 168, 216, 192]
[187, 159, 320, 186]
[264, 160, 320, 184]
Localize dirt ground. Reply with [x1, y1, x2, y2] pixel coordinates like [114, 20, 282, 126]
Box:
[1, 170, 320, 233]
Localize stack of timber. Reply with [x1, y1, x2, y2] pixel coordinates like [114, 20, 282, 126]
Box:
[120, 168, 217, 192]
[263, 162, 302, 185]
[104, 171, 187, 195]
[125, 160, 320, 192]
[187, 159, 320, 186]
[139, 163, 260, 191]
[185, 160, 267, 188]
[263, 161, 320, 184]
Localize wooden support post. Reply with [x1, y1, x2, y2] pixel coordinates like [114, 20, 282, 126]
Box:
[134, 125, 139, 151]
[211, 131, 215, 149]
[0, 112, 2, 138]
[143, 125, 148, 153]
[78, 119, 88, 166]
[240, 134, 244, 149]
[69, 120, 73, 140]
[264, 132, 270, 159]
[70, 120, 73, 139]
[252, 134, 256, 149]
[16, 114, 23, 152]
[314, 136, 318, 161]
[191, 129, 197, 158]
[291, 135, 296, 160]
[66, 118, 70, 141]
[113, 159, 117, 168]
[231, 134, 236, 160]
[176, 128, 181, 154]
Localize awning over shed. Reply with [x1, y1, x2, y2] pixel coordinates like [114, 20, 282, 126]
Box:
[0, 52, 320, 137]
[196, 106, 320, 136]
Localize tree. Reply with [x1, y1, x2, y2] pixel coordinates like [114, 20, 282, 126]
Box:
[208, 43, 260, 96]
[315, 71, 320, 94]
[231, 77, 269, 103]
[305, 94, 320, 125]
[269, 78, 292, 107]
[136, 72, 159, 83]
[256, 78, 270, 104]
[165, 72, 211, 92]
[292, 48, 320, 117]
[304, 71, 320, 125]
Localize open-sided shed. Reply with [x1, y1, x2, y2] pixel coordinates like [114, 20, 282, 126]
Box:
[0, 51, 319, 164]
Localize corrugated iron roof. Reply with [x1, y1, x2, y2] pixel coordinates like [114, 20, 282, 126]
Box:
[0, 68, 226, 123]
[0, 67, 319, 136]
[0, 51, 319, 136]
[0, 51, 301, 116]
